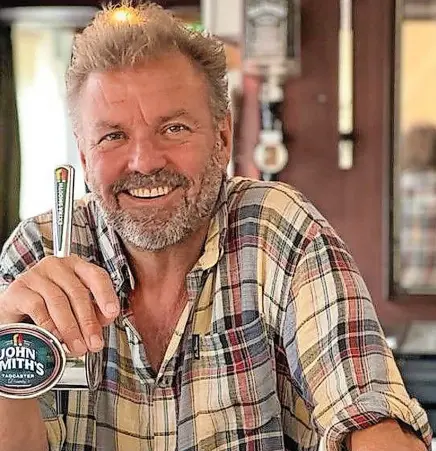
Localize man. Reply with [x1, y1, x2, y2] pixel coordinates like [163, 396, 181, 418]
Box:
[0, 2, 431, 451]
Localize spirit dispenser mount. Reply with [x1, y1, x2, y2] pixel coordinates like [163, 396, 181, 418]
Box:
[243, 0, 301, 181]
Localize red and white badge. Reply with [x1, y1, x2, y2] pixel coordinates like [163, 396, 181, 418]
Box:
[253, 130, 288, 175]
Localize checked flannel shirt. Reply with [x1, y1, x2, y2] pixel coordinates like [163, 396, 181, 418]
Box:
[0, 177, 432, 451]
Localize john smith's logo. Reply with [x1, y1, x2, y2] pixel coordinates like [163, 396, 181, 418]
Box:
[0, 333, 45, 376]
[0, 326, 64, 396]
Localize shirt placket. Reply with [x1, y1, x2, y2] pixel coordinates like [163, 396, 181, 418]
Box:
[152, 384, 177, 451]
[119, 257, 212, 450]
[150, 301, 192, 451]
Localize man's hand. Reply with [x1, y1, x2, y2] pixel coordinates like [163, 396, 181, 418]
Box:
[347, 419, 427, 451]
[0, 255, 120, 355]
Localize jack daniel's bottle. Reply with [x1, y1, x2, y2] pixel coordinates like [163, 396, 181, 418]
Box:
[243, 0, 301, 80]
[244, 1, 300, 180]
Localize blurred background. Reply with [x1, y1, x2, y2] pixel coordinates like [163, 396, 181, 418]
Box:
[1, 0, 436, 445]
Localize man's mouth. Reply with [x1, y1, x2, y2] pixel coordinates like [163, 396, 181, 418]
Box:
[126, 186, 174, 199]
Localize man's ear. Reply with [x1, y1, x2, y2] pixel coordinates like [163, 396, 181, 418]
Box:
[75, 132, 88, 184]
[79, 150, 87, 178]
[217, 109, 233, 166]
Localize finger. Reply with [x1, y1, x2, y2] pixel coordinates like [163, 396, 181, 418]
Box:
[95, 305, 115, 328]
[43, 285, 89, 355]
[36, 257, 103, 350]
[5, 266, 90, 355]
[72, 259, 120, 320]
[63, 284, 104, 352]
[42, 255, 119, 321]
[23, 273, 89, 355]
[1, 287, 84, 358]
[81, 291, 114, 328]
[1, 281, 78, 353]
[1, 281, 59, 340]
[0, 280, 29, 324]
[22, 292, 60, 339]
[39, 267, 102, 352]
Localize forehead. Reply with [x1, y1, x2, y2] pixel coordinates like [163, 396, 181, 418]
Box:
[79, 53, 211, 120]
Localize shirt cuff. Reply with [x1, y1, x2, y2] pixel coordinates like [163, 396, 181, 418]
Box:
[323, 391, 433, 451]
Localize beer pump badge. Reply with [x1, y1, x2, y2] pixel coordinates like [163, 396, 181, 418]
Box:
[0, 324, 66, 398]
[55, 167, 69, 254]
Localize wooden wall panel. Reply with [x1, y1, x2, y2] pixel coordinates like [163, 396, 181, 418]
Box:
[280, 0, 340, 222]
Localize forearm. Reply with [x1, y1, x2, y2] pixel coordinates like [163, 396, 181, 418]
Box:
[0, 398, 48, 451]
[347, 419, 427, 451]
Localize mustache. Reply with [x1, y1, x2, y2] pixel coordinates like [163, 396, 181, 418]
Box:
[110, 170, 190, 194]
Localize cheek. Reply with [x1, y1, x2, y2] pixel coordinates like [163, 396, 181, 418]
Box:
[186, 156, 219, 196]
[187, 162, 209, 189]
[86, 152, 125, 189]
[186, 146, 217, 178]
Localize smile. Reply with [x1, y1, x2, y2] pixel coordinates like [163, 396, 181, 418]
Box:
[127, 186, 172, 199]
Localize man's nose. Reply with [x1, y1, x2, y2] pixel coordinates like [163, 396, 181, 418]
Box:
[127, 138, 166, 174]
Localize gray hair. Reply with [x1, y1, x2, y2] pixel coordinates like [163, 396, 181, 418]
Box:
[66, 1, 230, 130]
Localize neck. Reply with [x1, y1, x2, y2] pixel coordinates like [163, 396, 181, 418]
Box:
[124, 219, 210, 294]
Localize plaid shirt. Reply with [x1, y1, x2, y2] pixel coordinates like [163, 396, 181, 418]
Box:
[399, 170, 436, 292]
[0, 177, 432, 451]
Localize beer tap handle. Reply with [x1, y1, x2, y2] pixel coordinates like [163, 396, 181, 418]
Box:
[53, 165, 75, 416]
[53, 165, 75, 258]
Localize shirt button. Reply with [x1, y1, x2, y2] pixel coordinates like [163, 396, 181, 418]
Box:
[159, 377, 171, 388]
[2, 274, 14, 283]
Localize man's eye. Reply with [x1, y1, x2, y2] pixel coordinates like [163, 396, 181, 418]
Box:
[164, 124, 189, 135]
[99, 131, 125, 143]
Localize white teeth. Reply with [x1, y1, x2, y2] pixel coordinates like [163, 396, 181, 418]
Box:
[128, 186, 171, 198]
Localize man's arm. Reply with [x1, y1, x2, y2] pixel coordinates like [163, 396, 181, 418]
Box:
[0, 218, 118, 450]
[0, 398, 48, 451]
[347, 419, 426, 451]
[284, 226, 432, 450]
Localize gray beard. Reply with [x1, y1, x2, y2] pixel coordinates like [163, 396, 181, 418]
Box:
[92, 153, 225, 251]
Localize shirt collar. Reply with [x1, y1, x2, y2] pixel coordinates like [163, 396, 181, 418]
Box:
[93, 202, 135, 297]
[194, 178, 228, 271]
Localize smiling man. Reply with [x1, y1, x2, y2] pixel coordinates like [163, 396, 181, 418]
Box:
[79, 56, 228, 255]
[0, 2, 432, 451]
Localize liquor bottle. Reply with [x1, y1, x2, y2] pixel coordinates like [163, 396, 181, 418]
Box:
[243, 0, 300, 180]
[243, 0, 300, 80]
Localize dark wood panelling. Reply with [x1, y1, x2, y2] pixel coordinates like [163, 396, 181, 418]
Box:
[280, 0, 340, 221]
[346, 0, 395, 322]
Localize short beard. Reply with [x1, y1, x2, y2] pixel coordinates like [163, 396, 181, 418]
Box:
[90, 151, 225, 251]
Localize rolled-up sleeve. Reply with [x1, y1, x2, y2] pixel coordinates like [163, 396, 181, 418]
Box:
[1, 222, 66, 450]
[284, 227, 432, 451]
[0, 291, 66, 450]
